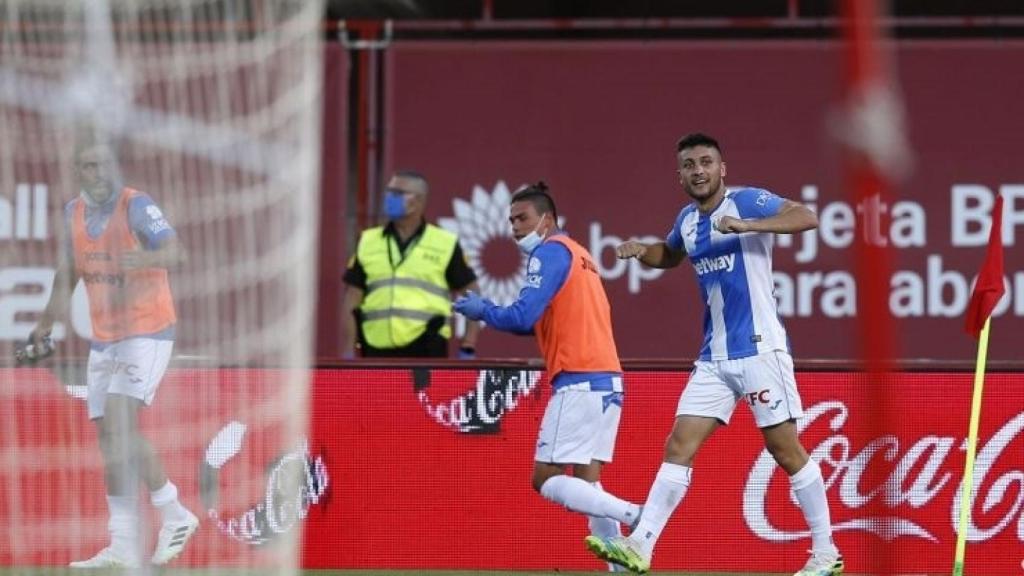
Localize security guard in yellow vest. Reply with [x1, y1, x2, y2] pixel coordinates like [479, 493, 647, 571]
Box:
[343, 170, 481, 358]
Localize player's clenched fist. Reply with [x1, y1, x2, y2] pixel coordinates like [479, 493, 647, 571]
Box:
[615, 240, 648, 260]
[714, 215, 750, 234]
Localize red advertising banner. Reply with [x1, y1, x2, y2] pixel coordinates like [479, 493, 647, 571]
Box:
[2, 367, 1022, 574]
[0, 367, 307, 567]
[381, 40, 1024, 363]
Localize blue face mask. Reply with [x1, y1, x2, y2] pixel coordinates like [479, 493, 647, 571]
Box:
[516, 214, 547, 255]
[383, 190, 407, 220]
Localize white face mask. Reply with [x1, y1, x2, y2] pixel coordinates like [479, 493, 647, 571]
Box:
[516, 214, 547, 255]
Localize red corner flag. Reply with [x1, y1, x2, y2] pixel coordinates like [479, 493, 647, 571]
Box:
[964, 194, 1006, 338]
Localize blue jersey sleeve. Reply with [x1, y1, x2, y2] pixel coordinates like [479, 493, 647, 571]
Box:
[128, 194, 177, 249]
[482, 240, 572, 334]
[665, 207, 688, 251]
[733, 188, 786, 220]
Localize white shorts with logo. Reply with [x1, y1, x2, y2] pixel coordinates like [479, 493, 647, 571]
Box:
[87, 338, 174, 420]
[677, 350, 803, 428]
[535, 382, 623, 465]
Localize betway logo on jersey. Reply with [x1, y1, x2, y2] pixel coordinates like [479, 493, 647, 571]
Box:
[439, 181, 664, 298]
[693, 253, 736, 276]
[81, 271, 125, 286]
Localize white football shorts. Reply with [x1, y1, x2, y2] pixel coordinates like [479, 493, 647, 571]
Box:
[535, 386, 623, 465]
[87, 338, 174, 420]
[677, 350, 803, 428]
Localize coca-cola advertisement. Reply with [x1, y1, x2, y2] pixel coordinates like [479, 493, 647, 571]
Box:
[316, 369, 1024, 575]
[0, 367, 324, 567]
[2, 366, 1022, 574]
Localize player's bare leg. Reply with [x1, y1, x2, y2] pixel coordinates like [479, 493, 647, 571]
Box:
[587, 415, 718, 573]
[71, 396, 142, 568]
[761, 421, 843, 575]
[105, 392, 200, 565]
[71, 394, 198, 568]
[637, 416, 717, 557]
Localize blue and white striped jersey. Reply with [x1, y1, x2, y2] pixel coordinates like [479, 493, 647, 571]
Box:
[666, 187, 790, 361]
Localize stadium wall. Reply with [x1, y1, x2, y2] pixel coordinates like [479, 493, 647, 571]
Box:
[2, 366, 1022, 574]
[375, 39, 1024, 363]
[4, 41, 1021, 363]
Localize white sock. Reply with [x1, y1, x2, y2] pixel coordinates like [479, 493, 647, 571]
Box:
[106, 495, 140, 557]
[539, 475, 641, 525]
[589, 482, 627, 572]
[790, 459, 837, 554]
[632, 462, 692, 559]
[150, 480, 192, 524]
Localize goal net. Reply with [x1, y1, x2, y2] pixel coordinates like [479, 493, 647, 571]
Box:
[0, 0, 323, 573]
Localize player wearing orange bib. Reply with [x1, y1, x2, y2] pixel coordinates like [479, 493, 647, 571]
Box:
[70, 187, 176, 341]
[455, 182, 640, 572]
[30, 137, 197, 568]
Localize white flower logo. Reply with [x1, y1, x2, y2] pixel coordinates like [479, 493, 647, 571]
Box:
[439, 181, 524, 305]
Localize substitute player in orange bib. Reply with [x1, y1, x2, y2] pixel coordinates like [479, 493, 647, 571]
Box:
[454, 182, 641, 572]
[30, 135, 198, 568]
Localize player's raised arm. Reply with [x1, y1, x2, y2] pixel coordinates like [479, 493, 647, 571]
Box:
[716, 199, 818, 235]
[616, 240, 686, 269]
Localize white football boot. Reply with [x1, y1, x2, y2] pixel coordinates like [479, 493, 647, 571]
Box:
[151, 510, 200, 565]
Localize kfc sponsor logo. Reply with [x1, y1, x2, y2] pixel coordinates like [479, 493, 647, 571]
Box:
[745, 389, 771, 406]
[744, 401, 1024, 544]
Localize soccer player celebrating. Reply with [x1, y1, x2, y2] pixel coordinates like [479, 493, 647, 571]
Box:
[454, 182, 641, 572]
[29, 134, 198, 568]
[585, 133, 842, 576]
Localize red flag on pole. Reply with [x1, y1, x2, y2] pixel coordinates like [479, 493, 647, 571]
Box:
[964, 194, 1006, 338]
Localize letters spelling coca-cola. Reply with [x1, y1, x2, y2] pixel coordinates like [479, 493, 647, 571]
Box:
[744, 401, 1024, 544]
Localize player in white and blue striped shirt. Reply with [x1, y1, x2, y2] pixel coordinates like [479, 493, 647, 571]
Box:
[585, 134, 843, 576]
[666, 184, 791, 361]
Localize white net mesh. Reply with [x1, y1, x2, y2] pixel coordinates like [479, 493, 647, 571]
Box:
[0, 0, 323, 573]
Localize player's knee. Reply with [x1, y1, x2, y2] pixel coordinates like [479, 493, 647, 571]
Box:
[104, 394, 141, 427]
[531, 477, 545, 493]
[765, 438, 807, 473]
[663, 433, 697, 465]
[764, 435, 785, 457]
[532, 468, 561, 493]
[97, 434, 114, 459]
[100, 439, 132, 468]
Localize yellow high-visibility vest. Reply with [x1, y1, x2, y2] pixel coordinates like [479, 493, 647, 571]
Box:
[356, 223, 457, 348]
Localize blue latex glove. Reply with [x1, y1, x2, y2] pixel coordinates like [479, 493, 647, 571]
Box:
[454, 291, 492, 321]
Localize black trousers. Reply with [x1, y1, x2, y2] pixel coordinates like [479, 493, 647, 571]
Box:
[356, 314, 449, 358]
